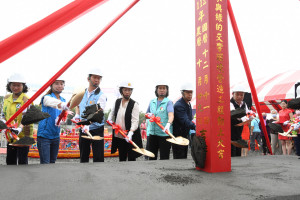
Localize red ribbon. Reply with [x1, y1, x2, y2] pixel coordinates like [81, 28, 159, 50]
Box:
[145, 113, 161, 124]
[149, 116, 161, 124]
[5, 122, 18, 141]
[56, 110, 73, 126]
[70, 119, 84, 129]
[111, 123, 127, 136]
[106, 120, 127, 137]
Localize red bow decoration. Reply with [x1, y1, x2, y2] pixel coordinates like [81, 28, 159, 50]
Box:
[145, 113, 161, 124]
[5, 122, 19, 141]
[106, 120, 128, 136]
[71, 119, 84, 129]
[111, 123, 127, 135]
[56, 110, 73, 126]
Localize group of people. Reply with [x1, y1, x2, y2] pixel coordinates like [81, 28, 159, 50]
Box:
[230, 86, 300, 158]
[2, 69, 299, 165]
[1, 69, 196, 164]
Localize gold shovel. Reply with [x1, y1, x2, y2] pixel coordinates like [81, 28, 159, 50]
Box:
[278, 126, 297, 137]
[106, 121, 155, 157]
[145, 114, 189, 146]
[81, 128, 104, 141]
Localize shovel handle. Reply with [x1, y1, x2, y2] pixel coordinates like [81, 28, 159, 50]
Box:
[152, 120, 177, 140]
[56, 101, 72, 126]
[145, 114, 176, 140]
[106, 120, 139, 149]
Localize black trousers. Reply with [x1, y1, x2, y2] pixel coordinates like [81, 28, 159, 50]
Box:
[114, 137, 136, 162]
[262, 134, 271, 154]
[79, 126, 104, 163]
[231, 144, 241, 157]
[231, 124, 243, 157]
[148, 135, 171, 160]
[172, 136, 189, 159]
[6, 143, 29, 165]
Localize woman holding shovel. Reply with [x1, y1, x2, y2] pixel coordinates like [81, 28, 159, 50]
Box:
[107, 81, 143, 161]
[146, 81, 174, 160]
[2, 73, 33, 165]
[37, 77, 68, 164]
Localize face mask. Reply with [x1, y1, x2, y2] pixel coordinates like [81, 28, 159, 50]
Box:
[272, 114, 277, 118]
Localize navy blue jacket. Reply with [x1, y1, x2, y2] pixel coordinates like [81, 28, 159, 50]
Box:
[173, 97, 196, 138]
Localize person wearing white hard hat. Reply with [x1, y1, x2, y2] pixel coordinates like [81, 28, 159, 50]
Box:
[230, 84, 252, 157]
[74, 68, 107, 163]
[37, 76, 67, 164]
[2, 73, 33, 165]
[107, 81, 142, 161]
[172, 83, 196, 159]
[146, 80, 174, 160]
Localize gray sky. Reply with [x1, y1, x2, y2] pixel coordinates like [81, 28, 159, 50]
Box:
[0, 0, 299, 111]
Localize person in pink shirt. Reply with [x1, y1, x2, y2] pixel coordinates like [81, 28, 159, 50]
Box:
[277, 100, 293, 155]
[140, 120, 147, 141]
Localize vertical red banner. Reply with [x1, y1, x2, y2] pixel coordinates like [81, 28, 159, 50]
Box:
[195, 0, 231, 172]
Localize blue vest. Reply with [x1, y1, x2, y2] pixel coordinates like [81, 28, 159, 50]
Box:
[148, 97, 173, 137]
[37, 93, 66, 139]
[79, 88, 105, 130]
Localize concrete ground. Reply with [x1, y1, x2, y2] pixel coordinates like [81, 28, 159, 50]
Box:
[0, 152, 299, 200]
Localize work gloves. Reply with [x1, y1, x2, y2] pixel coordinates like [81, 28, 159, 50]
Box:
[60, 102, 69, 110]
[72, 114, 80, 122]
[11, 127, 23, 135]
[163, 122, 171, 133]
[125, 131, 134, 143]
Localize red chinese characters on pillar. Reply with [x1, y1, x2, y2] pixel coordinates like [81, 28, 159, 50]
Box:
[195, 0, 231, 173]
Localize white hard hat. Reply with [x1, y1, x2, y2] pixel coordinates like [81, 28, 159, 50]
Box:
[232, 85, 246, 93]
[296, 86, 300, 98]
[156, 80, 168, 87]
[119, 80, 134, 89]
[8, 73, 26, 84]
[88, 68, 103, 77]
[56, 74, 66, 82]
[180, 82, 194, 91]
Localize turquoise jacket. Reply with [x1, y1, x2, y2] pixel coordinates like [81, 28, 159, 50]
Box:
[148, 97, 173, 137]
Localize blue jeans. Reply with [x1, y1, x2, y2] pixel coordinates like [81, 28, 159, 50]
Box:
[250, 132, 262, 151]
[37, 136, 60, 164]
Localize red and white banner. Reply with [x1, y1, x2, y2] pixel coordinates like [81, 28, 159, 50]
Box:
[187, 70, 300, 113]
[231, 69, 300, 113]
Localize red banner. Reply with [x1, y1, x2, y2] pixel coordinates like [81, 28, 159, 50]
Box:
[195, 0, 231, 172]
[0, 0, 108, 63]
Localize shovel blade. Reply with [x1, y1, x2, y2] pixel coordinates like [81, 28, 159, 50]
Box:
[81, 135, 104, 140]
[166, 136, 189, 146]
[132, 148, 155, 158]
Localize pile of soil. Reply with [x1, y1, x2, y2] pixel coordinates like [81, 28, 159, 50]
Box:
[191, 135, 207, 169]
[268, 123, 284, 133]
[21, 106, 50, 125]
[77, 104, 104, 125]
[12, 136, 35, 146]
[0, 120, 8, 129]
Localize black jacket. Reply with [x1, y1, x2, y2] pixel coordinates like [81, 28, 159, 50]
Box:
[230, 98, 247, 140]
[173, 97, 196, 138]
[111, 98, 143, 158]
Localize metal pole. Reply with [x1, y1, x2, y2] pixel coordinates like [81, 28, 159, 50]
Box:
[6, 0, 140, 126]
[227, 0, 273, 154]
